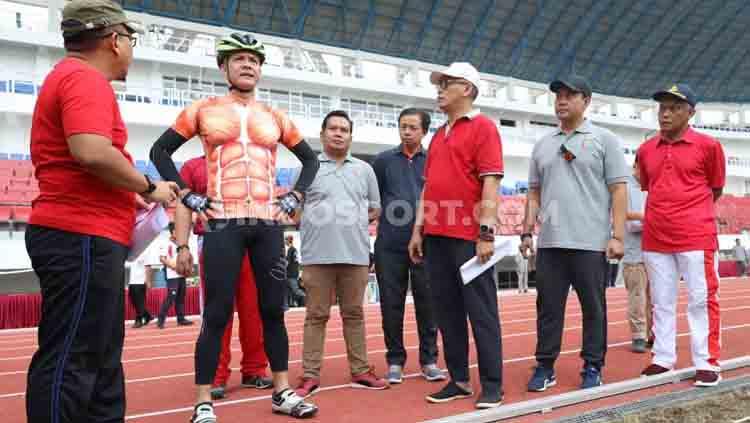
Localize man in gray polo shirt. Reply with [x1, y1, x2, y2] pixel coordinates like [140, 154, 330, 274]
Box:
[295, 110, 388, 397]
[521, 75, 628, 391]
[623, 155, 652, 353]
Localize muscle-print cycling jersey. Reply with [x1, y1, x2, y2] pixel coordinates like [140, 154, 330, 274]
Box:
[172, 93, 302, 220]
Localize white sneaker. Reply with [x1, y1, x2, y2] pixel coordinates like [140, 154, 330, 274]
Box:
[272, 389, 319, 418]
[386, 365, 403, 384]
[421, 364, 447, 382]
[190, 402, 216, 423]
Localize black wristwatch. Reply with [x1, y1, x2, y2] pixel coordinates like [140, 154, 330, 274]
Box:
[140, 174, 156, 196]
[479, 224, 495, 241]
[520, 232, 533, 241]
[176, 244, 190, 253]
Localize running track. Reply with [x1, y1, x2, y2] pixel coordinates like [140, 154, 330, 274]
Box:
[1, 278, 749, 422]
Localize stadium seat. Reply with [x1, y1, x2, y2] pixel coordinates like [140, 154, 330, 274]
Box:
[9, 178, 29, 187]
[13, 206, 31, 222]
[13, 81, 34, 95]
[0, 205, 12, 222]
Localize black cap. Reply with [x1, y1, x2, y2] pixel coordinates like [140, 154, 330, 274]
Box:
[550, 75, 592, 98]
[652, 84, 697, 107]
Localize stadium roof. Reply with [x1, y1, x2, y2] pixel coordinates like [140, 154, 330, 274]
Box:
[120, 0, 750, 104]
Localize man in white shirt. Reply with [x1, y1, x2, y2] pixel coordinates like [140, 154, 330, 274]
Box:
[126, 246, 155, 328]
[157, 223, 194, 328]
[734, 239, 748, 276]
[515, 245, 531, 294]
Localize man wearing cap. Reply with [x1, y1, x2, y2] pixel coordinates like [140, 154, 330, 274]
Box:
[521, 75, 628, 391]
[26, 1, 179, 422]
[638, 84, 726, 387]
[408, 62, 504, 409]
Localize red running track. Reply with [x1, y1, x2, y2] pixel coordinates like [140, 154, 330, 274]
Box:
[1, 278, 749, 423]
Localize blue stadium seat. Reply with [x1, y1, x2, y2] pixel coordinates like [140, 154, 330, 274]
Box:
[0, 153, 8, 160]
[10, 153, 25, 160]
[0, 81, 6, 92]
[13, 81, 34, 95]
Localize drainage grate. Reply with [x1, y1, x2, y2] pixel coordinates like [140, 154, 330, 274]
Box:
[549, 376, 750, 423]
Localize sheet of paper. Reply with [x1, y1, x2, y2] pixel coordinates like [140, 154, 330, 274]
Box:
[459, 237, 516, 285]
[128, 204, 169, 261]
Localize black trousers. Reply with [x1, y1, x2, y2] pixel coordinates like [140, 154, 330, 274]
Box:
[128, 284, 150, 320]
[423, 235, 503, 396]
[375, 241, 439, 367]
[25, 225, 128, 423]
[158, 277, 186, 321]
[535, 248, 608, 369]
[607, 262, 619, 287]
[197, 219, 288, 385]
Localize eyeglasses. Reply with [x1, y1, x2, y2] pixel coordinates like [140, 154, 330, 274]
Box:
[435, 78, 467, 90]
[113, 32, 137, 47]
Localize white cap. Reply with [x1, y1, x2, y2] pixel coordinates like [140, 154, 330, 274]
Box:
[430, 62, 481, 91]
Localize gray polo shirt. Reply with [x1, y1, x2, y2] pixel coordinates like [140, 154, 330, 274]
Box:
[298, 152, 380, 266]
[624, 175, 646, 264]
[529, 119, 629, 252]
[735, 245, 748, 263]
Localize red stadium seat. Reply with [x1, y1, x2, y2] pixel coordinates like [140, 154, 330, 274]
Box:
[13, 206, 31, 222]
[13, 167, 33, 178]
[9, 178, 29, 187]
[0, 205, 12, 222]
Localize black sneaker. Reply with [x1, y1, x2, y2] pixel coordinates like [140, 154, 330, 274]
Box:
[142, 314, 153, 326]
[631, 338, 647, 353]
[210, 385, 226, 400]
[132, 319, 143, 329]
[177, 319, 194, 326]
[475, 391, 503, 409]
[425, 381, 473, 404]
[242, 375, 273, 389]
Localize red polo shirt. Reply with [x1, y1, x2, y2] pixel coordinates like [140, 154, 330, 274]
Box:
[423, 111, 504, 241]
[638, 127, 725, 253]
[179, 156, 207, 235]
[29, 58, 136, 246]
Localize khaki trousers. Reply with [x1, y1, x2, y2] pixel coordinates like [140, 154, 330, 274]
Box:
[302, 264, 370, 378]
[623, 263, 653, 341]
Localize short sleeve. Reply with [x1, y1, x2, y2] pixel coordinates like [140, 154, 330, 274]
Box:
[60, 71, 116, 140]
[371, 153, 387, 200]
[475, 119, 504, 177]
[528, 142, 542, 189]
[172, 100, 205, 140]
[179, 162, 195, 191]
[602, 131, 629, 185]
[273, 109, 303, 149]
[636, 147, 650, 191]
[706, 140, 726, 189]
[365, 164, 381, 210]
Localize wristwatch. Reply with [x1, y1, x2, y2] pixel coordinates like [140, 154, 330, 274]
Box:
[176, 244, 190, 253]
[140, 174, 156, 196]
[479, 224, 495, 242]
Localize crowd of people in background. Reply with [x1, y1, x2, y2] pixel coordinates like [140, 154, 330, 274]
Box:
[22, 1, 732, 422]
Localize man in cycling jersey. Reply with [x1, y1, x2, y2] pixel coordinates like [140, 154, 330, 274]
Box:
[150, 33, 320, 422]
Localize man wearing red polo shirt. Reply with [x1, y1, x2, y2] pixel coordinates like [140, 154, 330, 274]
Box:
[408, 62, 503, 409]
[179, 156, 272, 399]
[638, 84, 726, 387]
[26, 1, 178, 422]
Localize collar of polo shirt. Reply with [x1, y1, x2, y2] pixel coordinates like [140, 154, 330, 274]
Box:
[556, 118, 593, 136]
[657, 126, 697, 146]
[444, 108, 481, 136]
[318, 151, 353, 162]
